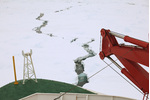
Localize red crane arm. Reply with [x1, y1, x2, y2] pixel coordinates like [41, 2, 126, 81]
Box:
[99, 29, 149, 94]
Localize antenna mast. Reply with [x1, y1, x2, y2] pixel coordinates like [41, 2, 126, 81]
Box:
[22, 49, 37, 84]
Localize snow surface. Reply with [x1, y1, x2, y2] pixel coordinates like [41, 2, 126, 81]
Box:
[0, 0, 149, 100]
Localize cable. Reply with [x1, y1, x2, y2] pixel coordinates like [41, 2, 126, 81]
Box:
[99, 35, 102, 52]
[102, 60, 144, 95]
[53, 48, 136, 100]
[53, 56, 144, 100]
[53, 61, 114, 100]
[88, 61, 111, 79]
[54, 86, 77, 100]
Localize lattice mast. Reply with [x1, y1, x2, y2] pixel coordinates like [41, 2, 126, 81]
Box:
[22, 49, 37, 84]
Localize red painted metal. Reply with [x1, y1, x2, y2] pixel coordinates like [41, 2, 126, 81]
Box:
[124, 36, 149, 48]
[99, 28, 149, 96]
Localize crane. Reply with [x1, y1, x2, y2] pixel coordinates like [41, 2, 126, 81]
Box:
[99, 28, 149, 100]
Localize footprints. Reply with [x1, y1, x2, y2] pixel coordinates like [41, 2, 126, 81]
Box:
[36, 13, 44, 20]
[33, 6, 73, 34]
[33, 13, 48, 34]
[127, 2, 135, 5]
[33, 5, 96, 87]
[70, 38, 78, 43]
[55, 6, 72, 13]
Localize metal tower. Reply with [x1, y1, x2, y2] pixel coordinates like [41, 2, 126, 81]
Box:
[22, 49, 37, 84]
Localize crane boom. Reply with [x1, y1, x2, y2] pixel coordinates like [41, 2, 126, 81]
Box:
[99, 28, 149, 99]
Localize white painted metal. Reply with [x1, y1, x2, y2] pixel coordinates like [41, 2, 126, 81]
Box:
[107, 56, 123, 70]
[86, 95, 88, 100]
[20, 93, 135, 100]
[22, 49, 37, 84]
[109, 31, 125, 39]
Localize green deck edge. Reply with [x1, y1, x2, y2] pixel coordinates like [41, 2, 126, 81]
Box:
[0, 79, 94, 100]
